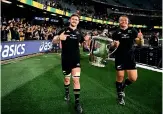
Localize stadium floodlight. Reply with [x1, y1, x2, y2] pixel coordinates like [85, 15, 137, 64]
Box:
[2, 0, 12, 4]
[51, 14, 56, 16]
[17, 5, 24, 8]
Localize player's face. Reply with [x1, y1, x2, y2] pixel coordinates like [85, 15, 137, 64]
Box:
[70, 16, 79, 27]
[119, 17, 129, 28]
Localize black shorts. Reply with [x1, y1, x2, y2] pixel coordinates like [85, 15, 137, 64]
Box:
[115, 54, 136, 71]
[61, 58, 80, 75]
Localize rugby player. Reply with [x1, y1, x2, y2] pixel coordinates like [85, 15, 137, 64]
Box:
[53, 13, 88, 113]
[112, 15, 144, 105]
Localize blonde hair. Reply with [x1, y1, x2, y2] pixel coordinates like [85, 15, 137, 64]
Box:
[70, 13, 80, 20]
[119, 15, 129, 23]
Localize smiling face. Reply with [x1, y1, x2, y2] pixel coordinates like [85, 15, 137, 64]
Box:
[119, 16, 129, 28]
[69, 15, 80, 27]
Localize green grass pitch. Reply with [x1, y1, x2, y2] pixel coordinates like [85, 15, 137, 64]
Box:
[1, 53, 162, 114]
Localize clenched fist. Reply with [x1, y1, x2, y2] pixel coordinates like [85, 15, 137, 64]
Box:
[114, 40, 120, 48]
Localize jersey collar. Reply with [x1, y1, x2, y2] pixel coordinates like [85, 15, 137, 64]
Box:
[68, 26, 78, 32]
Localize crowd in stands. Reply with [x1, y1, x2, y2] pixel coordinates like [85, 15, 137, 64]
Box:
[43, 0, 95, 17]
[1, 17, 162, 49]
[1, 17, 162, 48]
[34, 0, 161, 22]
[94, 0, 161, 10]
[110, 7, 161, 17]
[1, 18, 58, 41]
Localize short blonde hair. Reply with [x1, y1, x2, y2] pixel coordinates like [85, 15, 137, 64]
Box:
[119, 15, 129, 22]
[70, 13, 80, 20]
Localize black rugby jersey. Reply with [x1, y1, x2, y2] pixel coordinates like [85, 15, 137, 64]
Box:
[57, 27, 84, 58]
[112, 27, 138, 55]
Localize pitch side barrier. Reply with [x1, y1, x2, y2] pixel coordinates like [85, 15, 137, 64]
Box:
[107, 46, 162, 72]
[0, 40, 60, 61]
